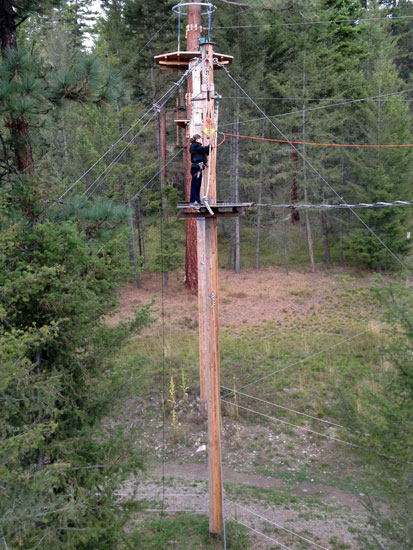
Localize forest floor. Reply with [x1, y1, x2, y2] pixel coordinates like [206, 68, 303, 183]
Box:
[108, 266, 388, 549]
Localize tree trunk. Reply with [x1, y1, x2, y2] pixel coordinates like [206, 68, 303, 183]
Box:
[254, 126, 265, 270]
[0, 1, 17, 54]
[321, 209, 332, 268]
[283, 219, 289, 276]
[0, 2, 34, 178]
[134, 198, 145, 261]
[128, 207, 142, 289]
[290, 151, 300, 224]
[254, 181, 263, 270]
[233, 97, 240, 274]
[301, 38, 315, 272]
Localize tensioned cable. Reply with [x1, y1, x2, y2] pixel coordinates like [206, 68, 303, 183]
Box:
[81, 116, 156, 198]
[54, 63, 198, 204]
[255, 200, 413, 210]
[213, 14, 413, 29]
[82, 65, 197, 199]
[229, 501, 328, 549]
[221, 386, 363, 434]
[219, 88, 413, 129]
[231, 518, 294, 550]
[123, 14, 174, 71]
[222, 322, 386, 397]
[221, 400, 392, 458]
[221, 95, 413, 101]
[223, 400, 410, 464]
[216, 62, 413, 275]
[126, 147, 184, 205]
[221, 131, 413, 148]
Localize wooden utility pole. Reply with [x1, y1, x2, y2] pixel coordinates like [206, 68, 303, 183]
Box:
[185, 0, 203, 292]
[197, 42, 222, 537]
[154, 17, 250, 540]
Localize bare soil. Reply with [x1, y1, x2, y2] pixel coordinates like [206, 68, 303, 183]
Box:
[111, 267, 381, 549]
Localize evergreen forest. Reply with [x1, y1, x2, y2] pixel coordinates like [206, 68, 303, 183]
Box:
[1, 1, 412, 549]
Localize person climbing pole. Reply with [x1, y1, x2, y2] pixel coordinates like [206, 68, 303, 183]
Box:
[189, 134, 211, 206]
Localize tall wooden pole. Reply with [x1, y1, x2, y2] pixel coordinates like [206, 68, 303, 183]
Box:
[185, 1, 202, 292]
[196, 42, 223, 538]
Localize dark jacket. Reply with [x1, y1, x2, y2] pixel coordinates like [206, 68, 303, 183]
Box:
[190, 141, 210, 165]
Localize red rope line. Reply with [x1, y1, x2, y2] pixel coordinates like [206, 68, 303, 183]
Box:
[216, 133, 227, 147]
[222, 132, 413, 148]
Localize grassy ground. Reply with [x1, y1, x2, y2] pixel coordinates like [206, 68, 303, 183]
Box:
[105, 263, 398, 548]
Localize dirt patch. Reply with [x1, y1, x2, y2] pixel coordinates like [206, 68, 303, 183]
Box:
[107, 266, 376, 334]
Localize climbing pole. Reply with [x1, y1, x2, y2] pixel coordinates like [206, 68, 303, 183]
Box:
[154, 2, 252, 540]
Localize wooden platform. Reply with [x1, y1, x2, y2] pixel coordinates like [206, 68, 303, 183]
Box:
[177, 201, 254, 218]
[154, 51, 233, 71]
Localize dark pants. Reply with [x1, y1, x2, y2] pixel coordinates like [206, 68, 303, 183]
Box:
[190, 165, 202, 203]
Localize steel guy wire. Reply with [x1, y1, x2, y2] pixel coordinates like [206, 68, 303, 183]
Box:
[82, 66, 197, 199]
[221, 399, 382, 455]
[54, 62, 198, 204]
[221, 95, 413, 101]
[213, 14, 413, 29]
[126, 147, 183, 205]
[223, 399, 412, 465]
[219, 87, 413, 129]
[217, 62, 413, 275]
[229, 501, 328, 549]
[231, 518, 294, 550]
[255, 200, 413, 209]
[222, 322, 386, 397]
[123, 14, 174, 71]
[80, 115, 156, 198]
[221, 386, 364, 434]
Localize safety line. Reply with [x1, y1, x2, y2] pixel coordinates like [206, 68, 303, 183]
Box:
[54, 62, 198, 204]
[221, 386, 363, 434]
[213, 14, 413, 29]
[81, 115, 156, 198]
[231, 518, 294, 550]
[222, 400, 377, 453]
[229, 501, 328, 549]
[222, 322, 386, 396]
[216, 62, 413, 275]
[219, 88, 413, 129]
[127, 147, 184, 205]
[221, 95, 413, 102]
[255, 200, 413, 210]
[221, 131, 413, 148]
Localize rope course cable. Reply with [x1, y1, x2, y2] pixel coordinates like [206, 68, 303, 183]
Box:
[126, 147, 184, 205]
[221, 399, 384, 454]
[228, 501, 328, 549]
[222, 399, 410, 465]
[221, 131, 413, 148]
[213, 14, 413, 29]
[231, 518, 294, 550]
[254, 200, 413, 210]
[80, 115, 156, 198]
[219, 87, 413, 128]
[221, 386, 364, 434]
[215, 61, 413, 275]
[54, 62, 199, 204]
[222, 322, 386, 396]
[221, 95, 413, 101]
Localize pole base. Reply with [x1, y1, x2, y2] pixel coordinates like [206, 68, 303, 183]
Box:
[208, 531, 222, 540]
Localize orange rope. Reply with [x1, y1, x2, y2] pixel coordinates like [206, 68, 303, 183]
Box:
[216, 133, 227, 147]
[222, 132, 413, 148]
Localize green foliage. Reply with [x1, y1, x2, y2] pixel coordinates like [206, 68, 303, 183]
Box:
[128, 514, 249, 549]
[0, 191, 154, 548]
[338, 277, 413, 548]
